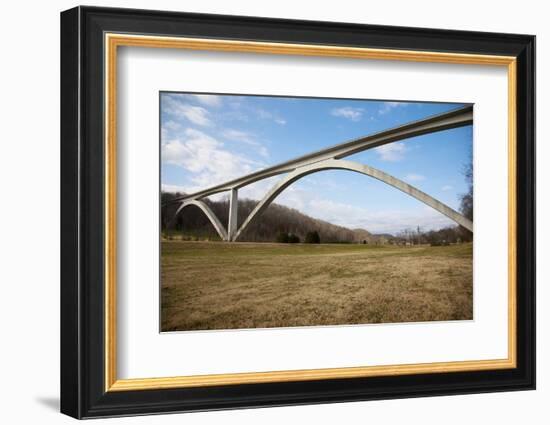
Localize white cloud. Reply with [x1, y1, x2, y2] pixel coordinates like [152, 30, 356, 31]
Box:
[222, 109, 250, 123]
[179, 105, 211, 126]
[269, 191, 455, 234]
[405, 173, 426, 182]
[222, 129, 256, 145]
[331, 106, 364, 121]
[162, 121, 182, 143]
[301, 175, 345, 191]
[257, 108, 286, 125]
[162, 96, 212, 126]
[442, 185, 453, 191]
[239, 176, 280, 201]
[161, 184, 188, 194]
[163, 120, 182, 132]
[368, 210, 455, 234]
[192, 94, 222, 107]
[162, 128, 263, 193]
[239, 179, 455, 235]
[256, 109, 271, 119]
[306, 199, 367, 225]
[378, 101, 406, 115]
[222, 129, 269, 157]
[374, 142, 407, 161]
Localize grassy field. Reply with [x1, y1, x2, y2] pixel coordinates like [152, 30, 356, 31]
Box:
[161, 241, 473, 332]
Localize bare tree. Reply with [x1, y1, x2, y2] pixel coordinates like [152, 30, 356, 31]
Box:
[460, 154, 473, 221]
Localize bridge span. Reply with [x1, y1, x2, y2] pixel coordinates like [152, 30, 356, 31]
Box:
[164, 105, 474, 241]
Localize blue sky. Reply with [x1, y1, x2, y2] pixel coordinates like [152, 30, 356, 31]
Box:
[160, 92, 472, 235]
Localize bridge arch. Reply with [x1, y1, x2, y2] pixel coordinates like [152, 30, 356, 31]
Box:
[172, 199, 228, 241]
[233, 158, 472, 241]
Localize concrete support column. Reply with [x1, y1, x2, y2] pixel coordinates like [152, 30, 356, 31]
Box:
[227, 188, 238, 241]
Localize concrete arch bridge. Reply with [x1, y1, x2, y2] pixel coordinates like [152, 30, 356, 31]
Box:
[164, 105, 473, 241]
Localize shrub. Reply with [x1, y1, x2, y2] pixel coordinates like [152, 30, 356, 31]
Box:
[275, 232, 301, 243]
[276, 232, 290, 243]
[305, 231, 321, 244]
[288, 233, 300, 243]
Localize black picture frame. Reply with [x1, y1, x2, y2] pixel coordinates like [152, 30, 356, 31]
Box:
[60, 5, 535, 419]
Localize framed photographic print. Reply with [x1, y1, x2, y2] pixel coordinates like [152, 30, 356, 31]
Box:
[60, 6, 535, 419]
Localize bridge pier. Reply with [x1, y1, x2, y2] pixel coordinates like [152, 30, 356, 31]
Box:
[227, 188, 238, 241]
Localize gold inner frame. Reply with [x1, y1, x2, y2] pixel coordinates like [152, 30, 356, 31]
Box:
[104, 33, 517, 392]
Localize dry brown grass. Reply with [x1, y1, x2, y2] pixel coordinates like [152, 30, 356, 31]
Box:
[161, 241, 473, 331]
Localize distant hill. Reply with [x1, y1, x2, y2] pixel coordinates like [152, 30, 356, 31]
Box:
[350, 228, 397, 245]
[161, 192, 374, 243]
[351, 228, 372, 243]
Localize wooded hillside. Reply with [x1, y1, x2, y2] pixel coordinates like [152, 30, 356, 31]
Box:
[161, 192, 371, 243]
